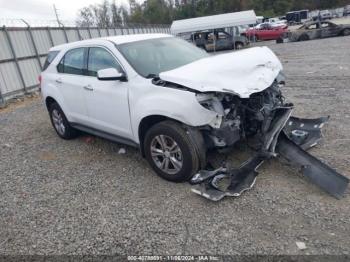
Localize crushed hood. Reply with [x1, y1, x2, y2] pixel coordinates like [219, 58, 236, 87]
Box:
[159, 46, 283, 98]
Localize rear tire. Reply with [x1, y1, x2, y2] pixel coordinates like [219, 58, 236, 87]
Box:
[234, 42, 244, 49]
[144, 120, 205, 182]
[276, 37, 283, 44]
[48, 102, 79, 139]
[299, 34, 310, 41]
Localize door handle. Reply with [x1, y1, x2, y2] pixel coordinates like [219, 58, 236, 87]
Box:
[55, 78, 62, 84]
[83, 85, 94, 91]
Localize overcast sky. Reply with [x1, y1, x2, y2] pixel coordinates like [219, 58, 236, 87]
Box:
[0, 0, 133, 22]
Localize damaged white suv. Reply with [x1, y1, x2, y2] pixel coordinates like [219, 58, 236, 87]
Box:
[41, 34, 348, 200]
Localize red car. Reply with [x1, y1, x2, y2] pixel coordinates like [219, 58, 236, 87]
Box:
[243, 23, 288, 41]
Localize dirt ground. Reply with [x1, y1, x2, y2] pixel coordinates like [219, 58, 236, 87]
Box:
[0, 36, 350, 256]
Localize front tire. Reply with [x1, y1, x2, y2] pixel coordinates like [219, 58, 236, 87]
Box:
[48, 102, 79, 139]
[342, 28, 350, 36]
[144, 121, 205, 182]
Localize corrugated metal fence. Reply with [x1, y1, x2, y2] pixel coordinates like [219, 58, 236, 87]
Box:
[0, 25, 170, 104]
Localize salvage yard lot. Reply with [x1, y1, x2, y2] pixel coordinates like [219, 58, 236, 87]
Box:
[1, 36, 350, 255]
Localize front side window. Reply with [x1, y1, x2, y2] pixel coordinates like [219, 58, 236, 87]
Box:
[218, 32, 228, 39]
[307, 24, 318, 30]
[57, 48, 85, 75]
[87, 47, 122, 77]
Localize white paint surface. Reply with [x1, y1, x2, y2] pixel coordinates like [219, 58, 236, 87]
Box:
[159, 46, 283, 98]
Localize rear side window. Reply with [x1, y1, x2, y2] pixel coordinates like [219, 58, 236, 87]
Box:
[43, 51, 59, 71]
[57, 48, 86, 75]
[87, 47, 122, 77]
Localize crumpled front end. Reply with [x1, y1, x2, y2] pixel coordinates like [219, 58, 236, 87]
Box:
[187, 75, 349, 201]
[195, 74, 289, 151]
[154, 46, 349, 201]
[190, 96, 349, 201]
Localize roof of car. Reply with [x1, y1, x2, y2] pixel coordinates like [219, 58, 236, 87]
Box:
[50, 33, 173, 51]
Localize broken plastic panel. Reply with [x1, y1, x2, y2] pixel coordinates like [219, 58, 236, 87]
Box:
[191, 153, 266, 201]
[191, 116, 349, 201]
[277, 133, 349, 199]
[283, 116, 330, 150]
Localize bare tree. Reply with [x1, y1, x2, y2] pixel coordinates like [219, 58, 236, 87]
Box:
[111, 0, 123, 27]
[76, 7, 95, 27]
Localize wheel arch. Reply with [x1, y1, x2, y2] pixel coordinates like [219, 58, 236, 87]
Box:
[234, 41, 244, 48]
[340, 27, 350, 36]
[138, 115, 180, 157]
[45, 96, 58, 110]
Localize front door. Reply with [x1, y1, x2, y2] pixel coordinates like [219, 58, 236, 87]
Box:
[321, 22, 339, 38]
[83, 47, 132, 139]
[216, 31, 232, 50]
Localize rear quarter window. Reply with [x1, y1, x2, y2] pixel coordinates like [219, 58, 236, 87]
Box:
[43, 51, 59, 71]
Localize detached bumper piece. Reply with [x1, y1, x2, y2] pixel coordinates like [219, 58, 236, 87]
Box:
[283, 116, 329, 150]
[277, 133, 349, 199]
[191, 116, 349, 201]
[190, 153, 267, 201]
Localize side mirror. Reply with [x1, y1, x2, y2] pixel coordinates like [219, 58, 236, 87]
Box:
[97, 68, 127, 81]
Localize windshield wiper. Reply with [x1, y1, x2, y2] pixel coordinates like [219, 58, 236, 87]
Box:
[145, 73, 158, 79]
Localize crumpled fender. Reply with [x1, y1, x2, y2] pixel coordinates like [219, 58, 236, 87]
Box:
[130, 85, 220, 143]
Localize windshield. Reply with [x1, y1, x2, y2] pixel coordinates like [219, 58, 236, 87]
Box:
[118, 37, 209, 78]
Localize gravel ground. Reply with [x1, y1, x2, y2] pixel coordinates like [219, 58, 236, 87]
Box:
[0, 36, 350, 256]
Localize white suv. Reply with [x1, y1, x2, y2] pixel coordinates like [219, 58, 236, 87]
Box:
[40, 34, 286, 182]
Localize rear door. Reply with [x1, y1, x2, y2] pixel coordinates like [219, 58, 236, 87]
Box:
[83, 46, 132, 139]
[55, 47, 89, 124]
[321, 22, 339, 38]
[258, 24, 269, 40]
[216, 31, 232, 50]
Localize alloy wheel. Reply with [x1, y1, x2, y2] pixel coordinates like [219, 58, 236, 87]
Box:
[52, 109, 66, 136]
[150, 135, 183, 175]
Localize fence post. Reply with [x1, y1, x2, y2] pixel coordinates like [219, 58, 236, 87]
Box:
[76, 27, 82, 40]
[27, 26, 42, 70]
[87, 26, 92, 39]
[0, 90, 5, 108]
[0, 80, 5, 107]
[3, 26, 27, 93]
[47, 27, 54, 46]
[62, 26, 69, 42]
[97, 27, 102, 37]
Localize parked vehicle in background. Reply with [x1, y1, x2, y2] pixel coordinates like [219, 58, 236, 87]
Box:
[265, 17, 288, 26]
[191, 30, 249, 51]
[286, 10, 309, 25]
[280, 21, 350, 42]
[256, 16, 264, 24]
[344, 5, 350, 16]
[320, 10, 332, 20]
[255, 22, 287, 29]
[331, 8, 344, 18]
[243, 23, 288, 41]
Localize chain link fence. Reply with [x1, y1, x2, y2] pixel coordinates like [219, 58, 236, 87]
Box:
[0, 23, 170, 106]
